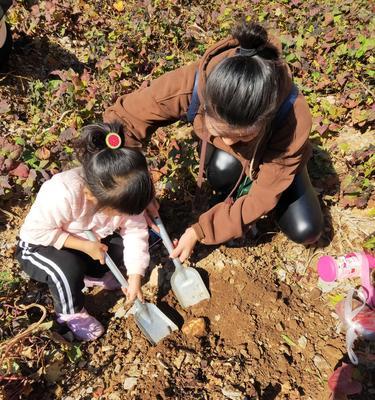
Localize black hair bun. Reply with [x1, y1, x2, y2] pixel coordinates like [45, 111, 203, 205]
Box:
[232, 20, 268, 50]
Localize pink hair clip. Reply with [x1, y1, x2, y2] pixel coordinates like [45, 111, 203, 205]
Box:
[105, 132, 122, 149]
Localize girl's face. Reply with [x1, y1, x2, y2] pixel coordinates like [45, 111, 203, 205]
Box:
[204, 114, 263, 146]
[84, 187, 125, 217]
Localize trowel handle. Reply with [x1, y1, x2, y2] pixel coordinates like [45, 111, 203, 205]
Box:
[84, 230, 128, 289]
[154, 217, 184, 271]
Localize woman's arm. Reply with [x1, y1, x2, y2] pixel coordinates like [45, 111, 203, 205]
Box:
[103, 62, 198, 147]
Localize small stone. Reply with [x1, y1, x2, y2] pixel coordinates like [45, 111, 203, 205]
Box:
[214, 314, 221, 321]
[108, 392, 122, 400]
[182, 317, 207, 337]
[277, 268, 287, 282]
[216, 260, 225, 271]
[298, 335, 308, 350]
[173, 352, 186, 370]
[222, 385, 243, 399]
[114, 307, 126, 319]
[123, 377, 138, 390]
[148, 266, 161, 287]
[276, 322, 284, 332]
[313, 354, 330, 374]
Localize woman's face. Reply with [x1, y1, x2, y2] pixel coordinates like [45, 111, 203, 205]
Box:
[204, 114, 263, 146]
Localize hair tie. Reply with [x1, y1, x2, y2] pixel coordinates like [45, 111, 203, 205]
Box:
[238, 47, 258, 57]
[105, 132, 122, 149]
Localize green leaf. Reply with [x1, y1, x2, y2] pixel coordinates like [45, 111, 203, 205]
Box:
[281, 334, 296, 347]
[66, 344, 82, 363]
[363, 236, 375, 251]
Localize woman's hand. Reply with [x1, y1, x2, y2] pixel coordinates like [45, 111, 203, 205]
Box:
[144, 198, 160, 232]
[170, 227, 198, 263]
[83, 241, 108, 264]
[122, 274, 144, 303]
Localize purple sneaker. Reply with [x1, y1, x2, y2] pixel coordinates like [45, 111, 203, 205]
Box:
[84, 271, 121, 291]
[57, 308, 104, 341]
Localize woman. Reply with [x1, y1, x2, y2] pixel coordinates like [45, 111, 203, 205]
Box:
[0, 0, 12, 69]
[103, 20, 324, 262]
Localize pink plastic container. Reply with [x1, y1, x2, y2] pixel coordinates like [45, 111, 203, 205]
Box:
[317, 252, 375, 283]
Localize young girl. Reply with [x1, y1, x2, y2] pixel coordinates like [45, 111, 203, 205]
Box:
[103, 20, 324, 262]
[16, 122, 155, 341]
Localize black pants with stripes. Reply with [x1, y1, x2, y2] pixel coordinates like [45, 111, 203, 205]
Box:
[16, 235, 124, 315]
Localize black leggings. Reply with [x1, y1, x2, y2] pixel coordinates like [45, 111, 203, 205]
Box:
[15, 235, 124, 314]
[205, 145, 324, 245]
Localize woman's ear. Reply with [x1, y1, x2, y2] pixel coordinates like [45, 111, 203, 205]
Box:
[83, 187, 97, 204]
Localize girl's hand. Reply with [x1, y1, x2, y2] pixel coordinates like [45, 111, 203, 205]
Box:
[83, 241, 108, 264]
[170, 227, 198, 263]
[122, 274, 144, 303]
[144, 198, 160, 232]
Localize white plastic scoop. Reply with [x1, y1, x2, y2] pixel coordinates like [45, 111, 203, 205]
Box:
[154, 217, 210, 308]
[84, 231, 178, 345]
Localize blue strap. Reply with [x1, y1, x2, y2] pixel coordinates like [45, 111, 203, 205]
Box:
[186, 72, 299, 126]
[186, 71, 201, 123]
[273, 83, 299, 126]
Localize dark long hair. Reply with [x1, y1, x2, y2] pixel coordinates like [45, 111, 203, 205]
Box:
[205, 20, 283, 128]
[75, 122, 154, 215]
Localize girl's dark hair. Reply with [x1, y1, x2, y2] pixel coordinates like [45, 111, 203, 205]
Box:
[205, 20, 282, 128]
[75, 122, 154, 215]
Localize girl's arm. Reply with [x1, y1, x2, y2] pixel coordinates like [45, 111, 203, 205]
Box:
[120, 213, 150, 276]
[63, 235, 108, 265]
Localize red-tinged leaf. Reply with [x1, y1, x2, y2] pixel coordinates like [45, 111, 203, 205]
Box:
[351, 108, 369, 125]
[150, 169, 163, 182]
[316, 124, 329, 135]
[328, 123, 341, 132]
[159, 166, 168, 175]
[2, 158, 16, 173]
[355, 195, 369, 209]
[0, 175, 11, 189]
[30, 4, 40, 17]
[9, 163, 30, 179]
[344, 98, 360, 109]
[328, 363, 362, 395]
[336, 73, 349, 86]
[170, 140, 180, 151]
[35, 147, 51, 160]
[60, 128, 77, 142]
[81, 69, 91, 86]
[323, 13, 334, 26]
[24, 169, 37, 188]
[50, 70, 68, 81]
[0, 100, 10, 114]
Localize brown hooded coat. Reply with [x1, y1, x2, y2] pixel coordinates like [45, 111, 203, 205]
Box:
[103, 36, 313, 245]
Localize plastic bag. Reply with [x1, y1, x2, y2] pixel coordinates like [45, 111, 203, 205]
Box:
[336, 288, 375, 364]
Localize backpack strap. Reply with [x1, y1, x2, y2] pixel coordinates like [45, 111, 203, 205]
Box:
[186, 71, 201, 123]
[273, 83, 299, 126]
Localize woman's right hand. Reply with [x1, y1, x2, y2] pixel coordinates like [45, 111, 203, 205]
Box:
[144, 198, 160, 232]
[83, 241, 108, 264]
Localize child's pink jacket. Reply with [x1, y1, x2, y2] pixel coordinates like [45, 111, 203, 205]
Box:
[19, 167, 150, 276]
